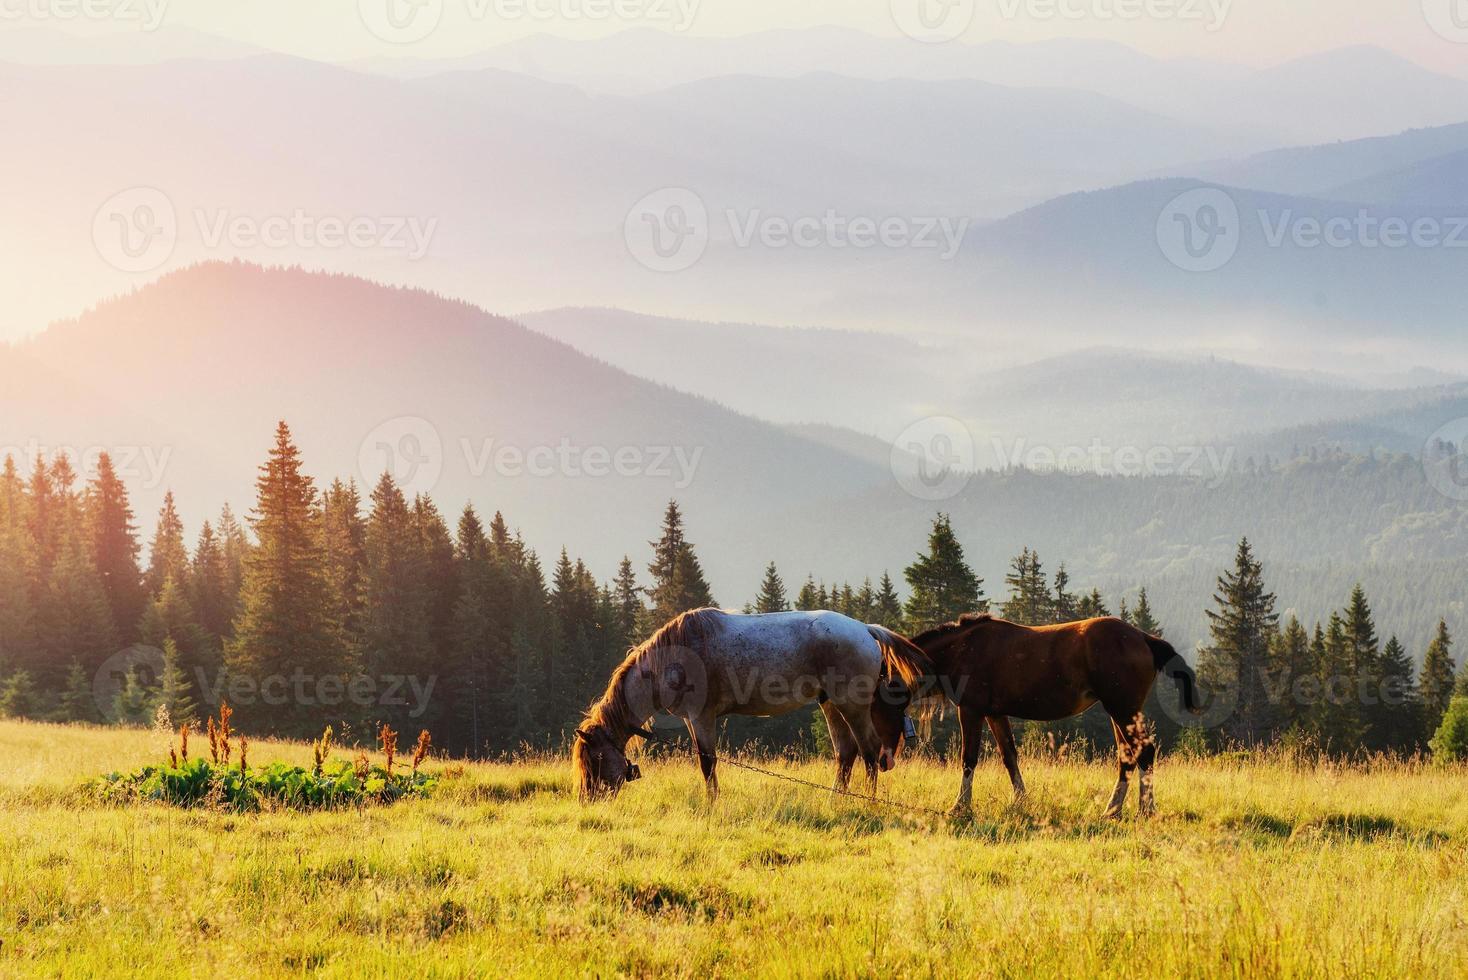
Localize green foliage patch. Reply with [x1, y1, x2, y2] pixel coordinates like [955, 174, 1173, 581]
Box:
[94, 757, 436, 811]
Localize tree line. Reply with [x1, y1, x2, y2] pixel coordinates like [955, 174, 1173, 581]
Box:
[1, 425, 1464, 760]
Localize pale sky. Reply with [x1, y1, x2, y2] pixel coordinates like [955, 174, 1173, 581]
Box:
[10, 0, 1468, 77]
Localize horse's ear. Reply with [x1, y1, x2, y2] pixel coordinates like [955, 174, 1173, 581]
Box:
[574, 729, 589, 741]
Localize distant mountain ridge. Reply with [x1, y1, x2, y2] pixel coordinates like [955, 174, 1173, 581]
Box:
[9, 264, 1466, 658]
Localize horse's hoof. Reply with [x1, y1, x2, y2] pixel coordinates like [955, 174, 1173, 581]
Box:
[948, 805, 973, 819]
[1102, 808, 1124, 821]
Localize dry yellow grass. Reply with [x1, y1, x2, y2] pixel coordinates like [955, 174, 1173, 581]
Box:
[2, 718, 1466, 977]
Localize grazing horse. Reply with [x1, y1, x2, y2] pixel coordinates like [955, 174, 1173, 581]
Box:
[573, 608, 932, 801]
[913, 614, 1201, 818]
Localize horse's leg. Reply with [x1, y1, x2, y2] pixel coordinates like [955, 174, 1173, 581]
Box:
[685, 714, 719, 803]
[953, 706, 985, 813]
[832, 701, 882, 794]
[820, 700, 859, 792]
[986, 715, 1026, 801]
[1137, 737, 1157, 817]
[1103, 716, 1140, 820]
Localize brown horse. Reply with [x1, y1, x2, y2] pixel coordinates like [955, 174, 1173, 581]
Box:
[573, 608, 931, 801]
[912, 614, 1201, 818]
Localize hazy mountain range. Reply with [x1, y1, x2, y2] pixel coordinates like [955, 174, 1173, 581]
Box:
[364, 29, 1468, 145]
[5, 34, 1468, 372]
[6, 263, 1466, 655]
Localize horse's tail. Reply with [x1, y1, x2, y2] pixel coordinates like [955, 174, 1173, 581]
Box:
[867, 624, 934, 690]
[1146, 635, 1201, 715]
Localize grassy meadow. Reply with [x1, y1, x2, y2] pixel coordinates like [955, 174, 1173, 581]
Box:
[2, 719, 1466, 978]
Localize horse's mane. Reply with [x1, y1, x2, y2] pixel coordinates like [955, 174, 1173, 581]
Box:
[578, 607, 724, 737]
[573, 607, 724, 798]
[910, 612, 994, 647]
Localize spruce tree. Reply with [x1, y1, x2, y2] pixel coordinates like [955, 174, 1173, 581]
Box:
[156, 637, 198, 725]
[0, 455, 23, 530]
[1000, 547, 1050, 625]
[455, 505, 488, 563]
[1131, 587, 1161, 635]
[25, 456, 57, 578]
[1419, 620, 1456, 743]
[111, 666, 154, 726]
[85, 452, 144, 644]
[139, 575, 212, 701]
[1311, 612, 1367, 750]
[1341, 586, 1386, 747]
[903, 514, 985, 632]
[0, 523, 39, 675]
[359, 472, 431, 711]
[320, 479, 367, 654]
[646, 500, 715, 622]
[1051, 564, 1078, 623]
[611, 556, 644, 641]
[215, 503, 250, 611]
[1077, 588, 1111, 620]
[56, 659, 98, 723]
[415, 496, 459, 683]
[190, 521, 233, 647]
[1376, 635, 1417, 754]
[1197, 538, 1279, 746]
[753, 561, 790, 613]
[145, 491, 190, 598]
[37, 522, 119, 686]
[1268, 615, 1310, 733]
[874, 572, 904, 626]
[795, 576, 822, 611]
[449, 505, 515, 756]
[226, 422, 340, 733]
[0, 669, 38, 719]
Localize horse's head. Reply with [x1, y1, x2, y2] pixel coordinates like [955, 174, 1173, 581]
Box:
[870, 676, 919, 772]
[572, 724, 642, 799]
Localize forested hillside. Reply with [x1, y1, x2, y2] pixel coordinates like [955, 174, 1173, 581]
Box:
[1, 426, 1461, 759]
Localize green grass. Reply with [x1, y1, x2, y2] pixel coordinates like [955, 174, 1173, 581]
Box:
[2, 719, 1467, 977]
